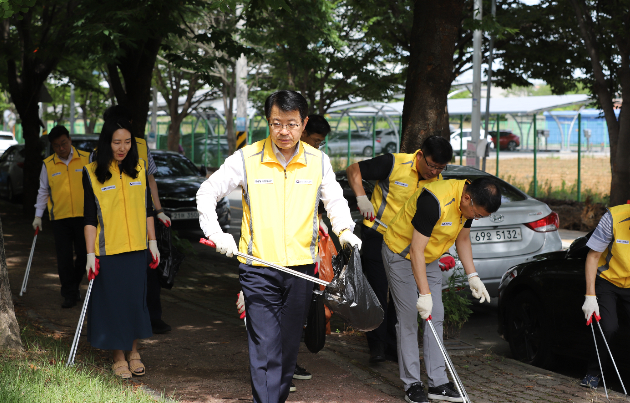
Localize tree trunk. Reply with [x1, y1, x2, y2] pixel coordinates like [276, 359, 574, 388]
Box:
[166, 117, 184, 153]
[0, 218, 23, 350]
[20, 108, 44, 217]
[400, 0, 464, 153]
[107, 36, 162, 140]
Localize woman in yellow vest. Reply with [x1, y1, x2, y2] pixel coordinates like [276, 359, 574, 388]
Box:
[82, 118, 160, 379]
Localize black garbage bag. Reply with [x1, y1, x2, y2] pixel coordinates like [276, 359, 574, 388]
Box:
[155, 221, 185, 289]
[304, 288, 326, 353]
[323, 245, 383, 332]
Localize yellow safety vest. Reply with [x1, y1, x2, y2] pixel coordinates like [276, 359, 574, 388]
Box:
[365, 151, 442, 234]
[239, 137, 323, 267]
[598, 204, 630, 288]
[84, 160, 148, 257]
[44, 146, 90, 220]
[384, 179, 467, 263]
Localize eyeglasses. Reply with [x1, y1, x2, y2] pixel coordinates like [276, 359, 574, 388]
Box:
[270, 122, 302, 132]
[470, 198, 489, 220]
[52, 139, 70, 151]
[423, 155, 447, 172]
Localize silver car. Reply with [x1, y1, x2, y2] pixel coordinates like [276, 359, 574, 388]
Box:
[333, 165, 562, 298]
[442, 165, 562, 297]
[325, 132, 383, 157]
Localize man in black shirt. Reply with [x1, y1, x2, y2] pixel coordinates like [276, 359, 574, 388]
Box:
[346, 136, 454, 363]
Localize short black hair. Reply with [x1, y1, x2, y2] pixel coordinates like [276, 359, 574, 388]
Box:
[264, 90, 309, 122]
[421, 135, 453, 165]
[48, 125, 70, 143]
[467, 177, 502, 214]
[305, 114, 331, 137]
[103, 105, 133, 124]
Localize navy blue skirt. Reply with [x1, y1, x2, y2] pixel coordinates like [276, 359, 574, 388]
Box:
[87, 250, 153, 351]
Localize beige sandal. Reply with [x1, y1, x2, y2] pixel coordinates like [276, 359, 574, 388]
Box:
[112, 360, 132, 379]
[126, 352, 145, 376]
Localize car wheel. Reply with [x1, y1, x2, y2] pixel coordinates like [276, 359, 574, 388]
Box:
[362, 146, 373, 157]
[384, 142, 397, 154]
[507, 291, 554, 368]
[507, 141, 517, 151]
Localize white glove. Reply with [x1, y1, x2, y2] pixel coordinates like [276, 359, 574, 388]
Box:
[236, 290, 245, 318]
[469, 276, 490, 303]
[582, 295, 600, 323]
[86, 253, 99, 280]
[356, 195, 375, 221]
[148, 240, 160, 268]
[339, 230, 362, 250]
[32, 217, 42, 231]
[416, 294, 433, 320]
[209, 232, 238, 257]
[157, 212, 171, 228]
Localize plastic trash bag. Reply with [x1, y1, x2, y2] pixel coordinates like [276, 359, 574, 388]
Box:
[155, 220, 185, 289]
[323, 245, 384, 332]
[318, 232, 337, 334]
[304, 289, 326, 353]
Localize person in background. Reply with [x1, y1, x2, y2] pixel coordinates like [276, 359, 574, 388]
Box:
[83, 118, 159, 378]
[345, 135, 455, 363]
[198, 90, 361, 403]
[96, 105, 172, 335]
[33, 125, 90, 308]
[581, 203, 630, 388]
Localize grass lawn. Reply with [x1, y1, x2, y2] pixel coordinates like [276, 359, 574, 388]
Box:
[0, 321, 175, 403]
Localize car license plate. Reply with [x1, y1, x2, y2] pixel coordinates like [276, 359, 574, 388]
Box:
[471, 228, 522, 244]
[170, 211, 199, 220]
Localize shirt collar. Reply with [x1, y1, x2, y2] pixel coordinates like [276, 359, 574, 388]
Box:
[270, 139, 301, 167]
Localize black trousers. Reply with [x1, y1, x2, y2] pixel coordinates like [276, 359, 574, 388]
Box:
[361, 224, 398, 355]
[586, 276, 630, 376]
[51, 217, 86, 299]
[240, 262, 313, 403]
[145, 252, 162, 323]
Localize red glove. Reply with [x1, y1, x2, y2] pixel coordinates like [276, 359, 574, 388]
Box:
[236, 291, 246, 319]
[88, 258, 100, 281]
[438, 255, 456, 272]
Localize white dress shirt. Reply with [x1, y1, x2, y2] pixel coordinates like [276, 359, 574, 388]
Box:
[196, 141, 355, 238]
[34, 148, 74, 218]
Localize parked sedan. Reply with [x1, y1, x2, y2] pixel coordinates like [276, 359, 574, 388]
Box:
[0, 145, 25, 201]
[489, 130, 520, 151]
[0, 131, 17, 155]
[152, 150, 230, 231]
[332, 165, 563, 297]
[450, 129, 494, 153]
[325, 132, 383, 157]
[497, 232, 630, 369]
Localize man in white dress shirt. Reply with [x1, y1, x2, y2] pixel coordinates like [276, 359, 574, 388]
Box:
[196, 90, 361, 403]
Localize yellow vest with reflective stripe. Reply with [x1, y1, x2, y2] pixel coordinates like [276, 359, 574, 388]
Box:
[239, 138, 323, 267]
[364, 151, 442, 234]
[384, 179, 467, 263]
[84, 160, 148, 257]
[44, 146, 90, 220]
[598, 204, 630, 288]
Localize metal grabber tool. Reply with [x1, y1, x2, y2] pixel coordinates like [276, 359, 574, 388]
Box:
[199, 238, 330, 287]
[66, 279, 94, 367]
[426, 316, 472, 403]
[596, 320, 627, 398]
[19, 228, 39, 296]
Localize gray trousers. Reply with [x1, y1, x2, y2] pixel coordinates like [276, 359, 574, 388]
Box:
[381, 242, 449, 389]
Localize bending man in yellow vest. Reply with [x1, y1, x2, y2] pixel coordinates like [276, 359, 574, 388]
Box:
[33, 125, 90, 308]
[346, 135, 453, 363]
[580, 204, 630, 389]
[197, 90, 360, 403]
[382, 178, 500, 403]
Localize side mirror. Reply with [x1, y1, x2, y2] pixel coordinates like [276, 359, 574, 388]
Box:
[199, 165, 207, 177]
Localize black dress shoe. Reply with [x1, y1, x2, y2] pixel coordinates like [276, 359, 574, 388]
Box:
[151, 319, 172, 334]
[61, 297, 77, 309]
[369, 344, 386, 363]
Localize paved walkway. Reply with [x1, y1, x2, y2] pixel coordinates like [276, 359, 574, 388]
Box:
[1, 199, 623, 402]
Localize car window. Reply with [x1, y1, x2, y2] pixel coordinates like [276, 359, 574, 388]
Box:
[442, 172, 528, 203]
[72, 140, 99, 153]
[0, 135, 14, 141]
[152, 155, 199, 177]
[0, 147, 13, 163]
